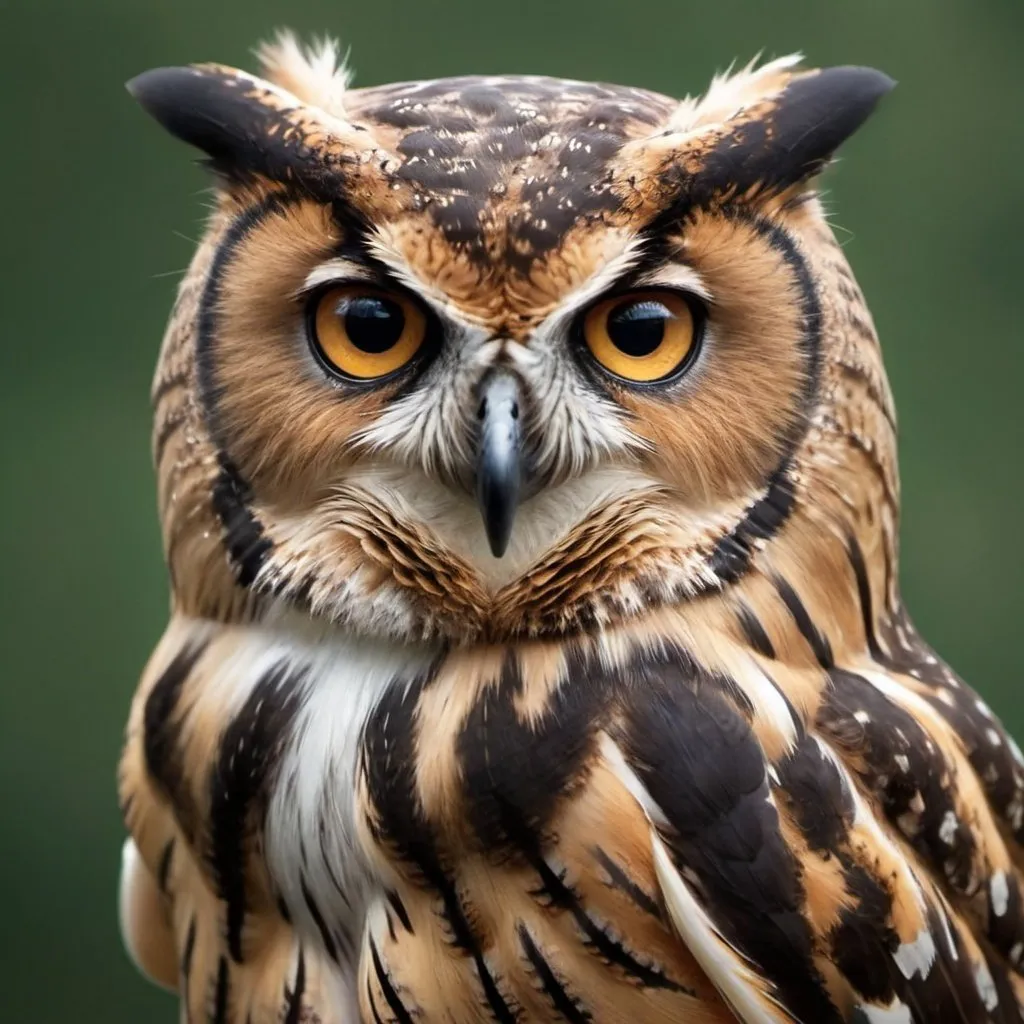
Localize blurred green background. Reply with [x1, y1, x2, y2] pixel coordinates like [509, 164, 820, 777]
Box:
[2, 0, 1022, 1018]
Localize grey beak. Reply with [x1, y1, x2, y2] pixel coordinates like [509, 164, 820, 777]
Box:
[475, 371, 523, 558]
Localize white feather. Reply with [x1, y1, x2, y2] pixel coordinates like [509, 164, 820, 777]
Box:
[697, 53, 804, 125]
[659, 53, 804, 138]
[730, 657, 799, 754]
[257, 30, 352, 116]
[892, 928, 937, 981]
[856, 1000, 913, 1023]
[991, 871, 1010, 918]
[261, 612, 436, 975]
[651, 834, 788, 1023]
[601, 735, 787, 1023]
[599, 734, 670, 827]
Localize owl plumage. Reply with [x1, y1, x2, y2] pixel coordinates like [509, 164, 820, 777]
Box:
[117, 33, 1024, 1023]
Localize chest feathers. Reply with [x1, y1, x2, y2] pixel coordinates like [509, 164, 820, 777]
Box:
[123, 572, 1024, 1024]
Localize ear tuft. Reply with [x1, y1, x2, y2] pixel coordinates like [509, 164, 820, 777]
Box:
[126, 64, 299, 171]
[256, 29, 352, 117]
[758, 65, 896, 182]
[125, 63, 354, 196]
[681, 63, 895, 204]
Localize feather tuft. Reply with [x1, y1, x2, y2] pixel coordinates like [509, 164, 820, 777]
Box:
[663, 52, 804, 136]
[256, 29, 353, 115]
[698, 53, 804, 121]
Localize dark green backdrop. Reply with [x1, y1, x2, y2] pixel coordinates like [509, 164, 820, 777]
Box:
[2, 1, 1022, 1018]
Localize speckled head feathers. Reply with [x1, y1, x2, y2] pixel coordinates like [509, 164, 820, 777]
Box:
[130, 42, 891, 273]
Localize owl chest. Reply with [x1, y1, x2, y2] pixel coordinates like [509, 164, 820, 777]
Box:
[265, 641, 612, 954]
[257, 630, 438, 966]
[358, 651, 615, 875]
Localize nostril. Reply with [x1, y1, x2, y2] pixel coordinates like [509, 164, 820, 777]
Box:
[510, 402, 519, 420]
[477, 398, 487, 419]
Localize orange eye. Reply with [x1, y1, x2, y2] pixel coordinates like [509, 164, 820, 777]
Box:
[310, 285, 427, 381]
[582, 290, 698, 383]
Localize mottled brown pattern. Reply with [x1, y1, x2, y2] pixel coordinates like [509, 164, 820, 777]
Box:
[118, 36, 1024, 1024]
[347, 74, 675, 266]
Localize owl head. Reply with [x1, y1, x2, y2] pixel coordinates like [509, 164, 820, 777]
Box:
[133, 36, 895, 643]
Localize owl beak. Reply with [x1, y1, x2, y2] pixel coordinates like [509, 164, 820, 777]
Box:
[475, 371, 523, 558]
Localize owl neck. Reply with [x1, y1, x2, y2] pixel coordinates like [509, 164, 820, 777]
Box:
[160, 436, 900, 669]
[209, 460, 899, 684]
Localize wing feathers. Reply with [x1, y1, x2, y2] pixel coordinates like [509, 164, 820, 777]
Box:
[602, 641, 1024, 1024]
[610, 658, 841, 1023]
[650, 830, 793, 1023]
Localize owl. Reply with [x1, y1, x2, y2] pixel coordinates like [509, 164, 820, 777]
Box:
[117, 33, 1024, 1024]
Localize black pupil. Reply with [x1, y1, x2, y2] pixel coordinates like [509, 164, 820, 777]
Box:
[339, 295, 405, 353]
[606, 300, 671, 357]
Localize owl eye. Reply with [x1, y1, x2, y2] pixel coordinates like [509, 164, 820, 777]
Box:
[581, 290, 700, 383]
[309, 285, 428, 381]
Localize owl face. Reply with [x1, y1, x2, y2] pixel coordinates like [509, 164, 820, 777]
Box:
[135, 41, 894, 641]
